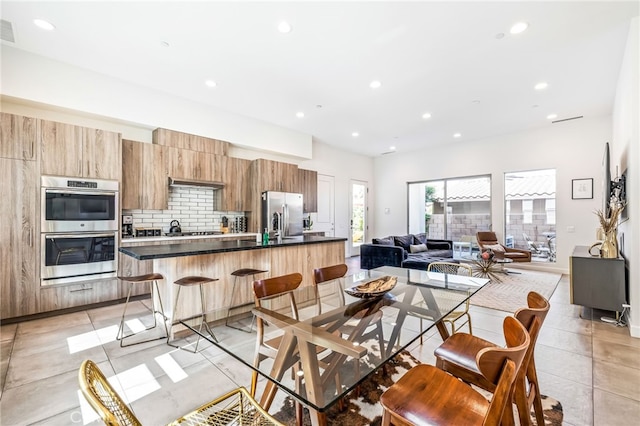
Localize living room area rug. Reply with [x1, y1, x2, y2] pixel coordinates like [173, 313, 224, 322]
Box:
[470, 269, 562, 313]
[271, 351, 563, 426]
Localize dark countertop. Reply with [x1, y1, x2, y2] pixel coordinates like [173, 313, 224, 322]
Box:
[119, 235, 347, 260]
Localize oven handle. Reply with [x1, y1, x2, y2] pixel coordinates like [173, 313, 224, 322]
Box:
[43, 232, 116, 239]
[44, 188, 118, 197]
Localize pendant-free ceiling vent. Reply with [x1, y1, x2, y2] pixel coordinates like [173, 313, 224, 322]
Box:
[168, 177, 225, 189]
[1, 20, 15, 43]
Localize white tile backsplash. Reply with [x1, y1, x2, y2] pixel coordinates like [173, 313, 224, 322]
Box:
[124, 187, 245, 232]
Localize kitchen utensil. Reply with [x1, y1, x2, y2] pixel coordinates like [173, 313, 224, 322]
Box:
[169, 220, 182, 233]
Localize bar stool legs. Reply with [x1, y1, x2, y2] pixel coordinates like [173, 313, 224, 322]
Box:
[168, 276, 219, 353]
[116, 273, 169, 347]
[225, 268, 268, 332]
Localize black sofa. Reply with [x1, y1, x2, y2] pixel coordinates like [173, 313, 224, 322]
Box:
[360, 233, 455, 271]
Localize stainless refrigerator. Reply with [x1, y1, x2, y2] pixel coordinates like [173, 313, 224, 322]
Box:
[261, 191, 304, 236]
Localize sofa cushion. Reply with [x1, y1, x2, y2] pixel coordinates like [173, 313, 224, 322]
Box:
[413, 233, 427, 245]
[426, 240, 452, 250]
[372, 236, 394, 246]
[409, 243, 428, 253]
[394, 235, 415, 251]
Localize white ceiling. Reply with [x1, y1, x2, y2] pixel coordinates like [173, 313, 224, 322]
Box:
[1, 1, 638, 157]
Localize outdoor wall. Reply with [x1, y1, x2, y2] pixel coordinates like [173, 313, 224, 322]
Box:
[373, 115, 612, 274]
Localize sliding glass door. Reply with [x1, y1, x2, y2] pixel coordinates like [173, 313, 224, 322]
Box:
[408, 176, 491, 249]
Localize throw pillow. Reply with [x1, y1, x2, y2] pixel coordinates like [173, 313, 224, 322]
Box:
[372, 237, 394, 246]
[413, 233, 427, 245]
[409, 243, 428, 253]
[483, 243, 505, 253]
[393, 235, 415, 251]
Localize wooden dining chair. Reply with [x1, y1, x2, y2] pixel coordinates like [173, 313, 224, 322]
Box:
[78, 359, 283, 426]
[427, 261, 474, 335]
[251, 272, 303, 396]
[434, 291, 550, 426]
[312, 263, 348, 314]
[380, 316, 530, 426]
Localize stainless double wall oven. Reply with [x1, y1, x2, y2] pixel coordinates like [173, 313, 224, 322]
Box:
[41, 176, 119, 285]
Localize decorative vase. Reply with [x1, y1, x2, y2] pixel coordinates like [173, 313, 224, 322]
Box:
[600, 229, 618, 258]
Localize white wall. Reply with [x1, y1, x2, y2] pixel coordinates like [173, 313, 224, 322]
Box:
[299, 141, 375, 256]
[612, 17, 639, 337]
[372, 116, 613, 274]
[1, 46, 312, 159]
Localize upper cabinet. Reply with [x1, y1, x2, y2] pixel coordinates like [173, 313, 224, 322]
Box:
[250, 158, 299, 194]
[167, 146, 223, 182]
[221, 156, 250, 212]
[0, 112, 37, 161]
[153, 128, 229, 155]
[122, 140, 169, 210]
[298, 168, 318, 213]
[41, 119, 121, 180]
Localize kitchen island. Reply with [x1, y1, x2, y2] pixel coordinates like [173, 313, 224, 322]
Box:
[119, 235, 347, 337]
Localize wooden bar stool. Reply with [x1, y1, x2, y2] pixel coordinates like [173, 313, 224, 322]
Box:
[225, 268, 267, 332]
[116, 273, 168, 347]
[168, 275, 219, 353]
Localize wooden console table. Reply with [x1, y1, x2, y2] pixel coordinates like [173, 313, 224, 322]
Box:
[570, 245, 627, 312]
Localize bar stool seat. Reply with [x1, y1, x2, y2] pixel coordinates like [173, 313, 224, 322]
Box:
[116, 273, 168, 347]
[226, 268, 268, 332]
[168, 275, 219, 353]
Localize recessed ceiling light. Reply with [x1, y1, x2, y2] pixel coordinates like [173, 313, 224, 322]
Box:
[205, 80, 217, 88]
[296, 112, 304, 118]
[278, 21, 292, 33]
[547, 114, 558, 120]
[510, 22, 528, 34]
[352, 132, 359, 137]
[370, 80, 382, 89]
[534, 82, 548, 91]
[453, 133, 462, 138]
[33, 19, 55, 31]
[389, 146, 396, 151]
[422, 112, 432, 119]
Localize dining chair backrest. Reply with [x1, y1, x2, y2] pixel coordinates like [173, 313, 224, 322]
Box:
[79, 359, 142, 426]
[514, 291, 550, 350]
[313, 264, 348, 314]
[477, 316, 530, 385]
[427, 261, 472, 276]
[253, 272, 303, 320]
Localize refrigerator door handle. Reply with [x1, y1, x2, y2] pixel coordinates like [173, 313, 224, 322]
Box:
[283, 204, 288, 236]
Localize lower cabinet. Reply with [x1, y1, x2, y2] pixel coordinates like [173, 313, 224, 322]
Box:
[570, 245, 627, 312]
[39, 279, 120, 312]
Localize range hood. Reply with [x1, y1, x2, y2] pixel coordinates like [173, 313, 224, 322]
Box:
[168, 177, 225, 189]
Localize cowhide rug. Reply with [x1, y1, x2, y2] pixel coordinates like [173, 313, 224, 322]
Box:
[271, 351, 563, 426]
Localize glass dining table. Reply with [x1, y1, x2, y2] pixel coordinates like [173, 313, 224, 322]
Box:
[179, 265, 489, 426]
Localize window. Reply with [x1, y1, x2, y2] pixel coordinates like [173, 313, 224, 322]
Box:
[504, 169, 556, 263]
[408, 176, 491, 249]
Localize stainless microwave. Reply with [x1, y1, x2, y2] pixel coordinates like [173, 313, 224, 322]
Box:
[41, 176, 119, 233]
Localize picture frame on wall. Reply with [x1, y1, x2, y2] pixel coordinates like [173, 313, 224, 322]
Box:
[572, 178, 593, 199]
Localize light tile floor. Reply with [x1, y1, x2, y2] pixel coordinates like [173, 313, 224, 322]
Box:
[1, 259, 639, 425]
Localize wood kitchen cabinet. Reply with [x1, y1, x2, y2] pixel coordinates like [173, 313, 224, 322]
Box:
[221, 156, 250, 211]
[0, 112, 37, 161]
[298, 168, 318, 213]
[167, 147, 223, 182]
[39, 279, 120, 312]
[153, 128, 229, 156]
[247, 158, 300, 231]
[41, 119, 121, 180]
[121, 140, 169, 210]
[0, 158, 39, 318]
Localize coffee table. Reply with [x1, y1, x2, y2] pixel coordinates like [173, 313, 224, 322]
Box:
[459, 253, 514, 282]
